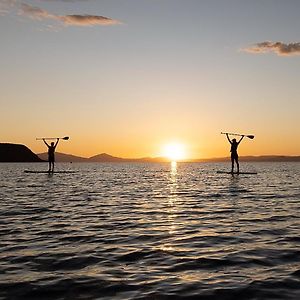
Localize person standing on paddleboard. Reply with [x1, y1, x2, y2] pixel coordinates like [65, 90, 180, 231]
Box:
[226, 133, 244, 173]
[43, 138, 59, 172]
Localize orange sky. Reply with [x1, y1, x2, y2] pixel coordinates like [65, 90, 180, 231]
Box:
[1, 1, 299, 159]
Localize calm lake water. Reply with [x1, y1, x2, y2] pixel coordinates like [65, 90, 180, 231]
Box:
[0, 162, 300, 299]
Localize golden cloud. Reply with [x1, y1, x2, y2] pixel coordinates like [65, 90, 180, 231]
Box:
[243, 41, 300, 56]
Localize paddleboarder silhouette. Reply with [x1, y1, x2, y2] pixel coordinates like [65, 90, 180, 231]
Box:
[226, 133, 244, 173]
[43, 138, 59, 172]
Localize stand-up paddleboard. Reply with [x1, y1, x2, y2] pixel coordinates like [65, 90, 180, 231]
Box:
[217, 171, 257, 175]
[24, 170, 76, 174]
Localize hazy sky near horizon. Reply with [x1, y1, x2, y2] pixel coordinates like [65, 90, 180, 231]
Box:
[1, 0, 299, 158]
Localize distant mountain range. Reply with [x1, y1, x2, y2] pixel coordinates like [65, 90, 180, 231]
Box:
[37, 152, 170, 163]
[196, 155, 300, 163]
[38, 152, 300, 163]
[1, 143, 300, 163]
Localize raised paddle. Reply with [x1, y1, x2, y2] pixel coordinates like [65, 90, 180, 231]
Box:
[36, 136, 70, 141]
[221, 132, 254, 139]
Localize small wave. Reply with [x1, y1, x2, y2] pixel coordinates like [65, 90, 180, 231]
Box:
[118, 249, 169, 263]
[292, 270, 300, 277]
[167, 256, 273, 273]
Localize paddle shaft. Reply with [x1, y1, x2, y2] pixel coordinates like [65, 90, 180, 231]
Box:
[221, 132, 254, 139]
[221, 132, 249, 137]
[221, 132, 244, 137]
[36, 136, 69, 141]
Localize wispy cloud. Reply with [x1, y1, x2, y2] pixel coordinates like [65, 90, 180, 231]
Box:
[20, 3, 121, 26]
[2, 1, 121, 27]
[20, 3, 51, 19]
[0, 0, 16, 15]
[243, 41, 300, 56]
[58, 15, 121, 26]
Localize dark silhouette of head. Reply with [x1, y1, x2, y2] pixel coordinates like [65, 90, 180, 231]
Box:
[232, 138, 237, 143]
[51, 142, 54, 146]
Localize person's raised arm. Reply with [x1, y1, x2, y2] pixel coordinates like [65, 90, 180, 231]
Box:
[237, 135, 245, 145]
[226, 133, 232, 144]
[54, 138, 59, 149]
[43, 139, 50, 148]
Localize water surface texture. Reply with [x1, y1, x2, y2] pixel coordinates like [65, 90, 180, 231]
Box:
[1, 162, 300, 299]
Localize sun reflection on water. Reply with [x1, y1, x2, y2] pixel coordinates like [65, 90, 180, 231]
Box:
[166, 161, 179, 236]
[170, 161, 177, 181]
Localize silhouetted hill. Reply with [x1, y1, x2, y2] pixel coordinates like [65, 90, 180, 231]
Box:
[37, 152, 171, 163]
[38, 152, 88, 162]
[0, 143, 43, 162]
[89, 153, 171, 162]
[88, 153, 126, 162]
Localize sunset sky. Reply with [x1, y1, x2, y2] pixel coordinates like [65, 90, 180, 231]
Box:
[1, 0, 299, 159]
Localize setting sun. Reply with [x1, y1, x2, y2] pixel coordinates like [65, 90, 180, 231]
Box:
[162, 143, 186, 161]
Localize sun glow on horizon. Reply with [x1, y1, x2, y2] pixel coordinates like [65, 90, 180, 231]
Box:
[162, 142, 186, 161]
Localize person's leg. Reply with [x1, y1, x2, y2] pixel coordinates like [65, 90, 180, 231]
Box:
[231, 156, 234, 173]
[236, 157, 239, 173]
[49, 157, 54, 172]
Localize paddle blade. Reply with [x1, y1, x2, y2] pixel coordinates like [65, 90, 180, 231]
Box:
[247, 135, 255, 139]
[62, 136, 69, 140]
